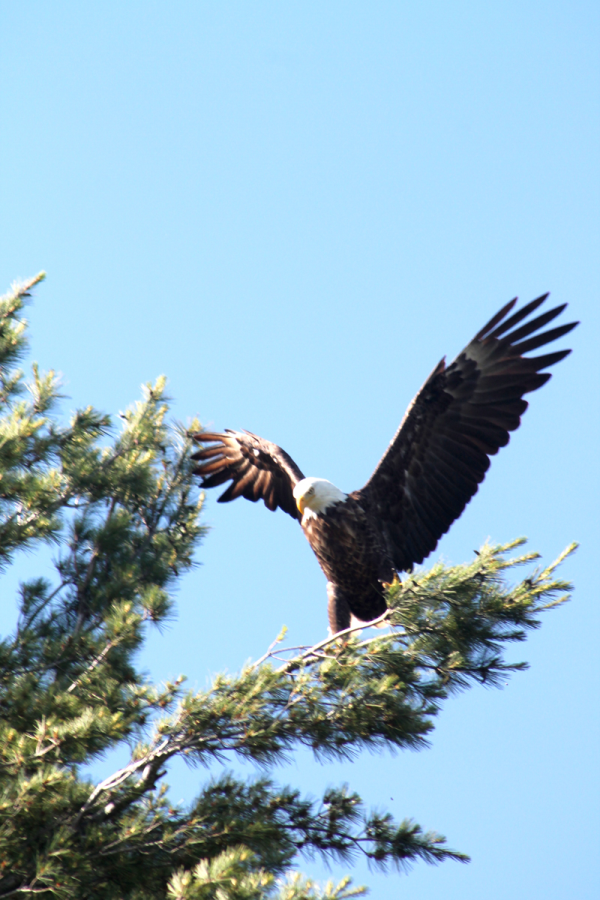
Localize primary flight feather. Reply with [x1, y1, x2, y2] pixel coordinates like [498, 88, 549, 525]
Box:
[192, 295, 577, 634]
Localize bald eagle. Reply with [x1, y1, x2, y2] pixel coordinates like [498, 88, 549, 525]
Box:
[192, 296, 577, 634]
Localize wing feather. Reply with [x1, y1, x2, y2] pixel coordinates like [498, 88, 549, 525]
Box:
[192, 429, 304, 520]
[485, 295, 547, 338]
[474, 297, 519, 339]
[200, 469, 234, 489]
[512, 322, 576, 355]
[356, 295, 578, 571]
[497, 304, 567, 344]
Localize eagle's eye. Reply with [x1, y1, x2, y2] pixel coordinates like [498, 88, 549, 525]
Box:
[307, 486, 315, 495]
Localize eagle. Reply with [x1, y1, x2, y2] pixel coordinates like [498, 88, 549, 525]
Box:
[192, 296, 577, 634]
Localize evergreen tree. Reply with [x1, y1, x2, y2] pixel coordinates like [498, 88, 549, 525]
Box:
[0, 275, 575, 899]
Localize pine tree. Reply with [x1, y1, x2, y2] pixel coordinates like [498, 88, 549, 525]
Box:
[0, 275, 575, 899]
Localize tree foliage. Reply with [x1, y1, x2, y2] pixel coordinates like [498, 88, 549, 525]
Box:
[0, 276, 575, 898]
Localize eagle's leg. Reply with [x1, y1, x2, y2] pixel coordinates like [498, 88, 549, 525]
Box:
[326, 582, 352, 635]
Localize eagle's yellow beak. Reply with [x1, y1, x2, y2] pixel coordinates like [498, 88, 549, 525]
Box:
[296, 494, 306, 515]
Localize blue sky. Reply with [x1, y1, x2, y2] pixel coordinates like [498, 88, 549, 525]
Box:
[1, 3, 598, 897]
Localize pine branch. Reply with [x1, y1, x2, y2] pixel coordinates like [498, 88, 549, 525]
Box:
[61, 539, 574, 879]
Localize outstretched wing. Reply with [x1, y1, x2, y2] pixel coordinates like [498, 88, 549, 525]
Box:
[191, 430, 305, 520]
[355, 295, 578, 572]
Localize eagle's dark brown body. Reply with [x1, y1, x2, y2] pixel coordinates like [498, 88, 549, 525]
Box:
[302, 496, 390, 630]
[192, 295, 577, 634]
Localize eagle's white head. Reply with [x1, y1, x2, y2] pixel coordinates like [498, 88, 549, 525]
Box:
[293, 477, 347, 518]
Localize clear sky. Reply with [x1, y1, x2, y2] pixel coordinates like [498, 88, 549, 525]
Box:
[1, 3, 598, 897]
